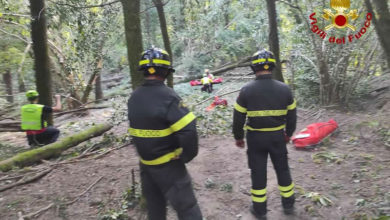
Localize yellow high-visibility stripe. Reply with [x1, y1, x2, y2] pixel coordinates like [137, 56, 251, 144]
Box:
[252, 58, 276, 64]
[129, 112, 196, 138]
[251, 188, 267, 195]
[160, 49, 169, 55]
[129, 127, 172, 137]
[170, 112, 196, 132]
[252, 195, 267, 203]
[234, 103, 247, 113]
[139, 60, 150, 65]
[247, 109, 288, 117]
[139, 59, 171, 66]
[246, 124, 286, 132]
[278, 183, 295, 192]
[287, 99, 297, 110]
[280, 190, 294, 198]
[141, 148, 183, 165]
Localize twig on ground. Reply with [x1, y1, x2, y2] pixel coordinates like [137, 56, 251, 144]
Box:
[22, 203, 54, 220]
[65, 176, 103, 205]
[43, 143, 131, 167]
[297, 112, 309, 120]
[0, 173, 29, 182]
[194, 89, 240, 106]
[18, 211, 24, 220]
[0, 168, 53, 192]
[21, 176, 103, 219]
[92, 143, 130, 160]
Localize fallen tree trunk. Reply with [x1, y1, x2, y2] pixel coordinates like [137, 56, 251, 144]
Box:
[0, 121, 21, 132]
[210, 62, 251, 76]
[0, 128, 22, 132]
[0, 123, 113, 172]
[0, 107, 110, 132]
[53, 106, 109, 116]
[177, 58, 251, 84]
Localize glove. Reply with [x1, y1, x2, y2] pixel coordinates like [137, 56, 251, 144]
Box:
[235, 139, 245, 148]
[284, 133, 290, 143]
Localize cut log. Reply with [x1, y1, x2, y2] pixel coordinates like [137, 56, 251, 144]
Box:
[0, 123, 113, 172]
[177, 57, 251, 83]
[53, 106, 109, 116]
[0, 106, 110, 132]
[209, 62, 251, 76]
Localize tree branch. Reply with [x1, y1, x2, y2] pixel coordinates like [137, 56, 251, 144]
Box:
[0, 12, 31, 18]
[0, 18, 29, 29]
[48, 0, 120, 9]
[140, 0, 170, 13]
[0, 168, 53, 192]
[278, 0, 300, 9]
[0, 28, 31, 44]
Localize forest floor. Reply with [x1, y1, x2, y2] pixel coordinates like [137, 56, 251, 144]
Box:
[0, 71, 389, 220]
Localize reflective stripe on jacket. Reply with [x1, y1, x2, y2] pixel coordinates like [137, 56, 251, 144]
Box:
[128, 80, 199, 165]
[201, 77, 212, 85]
[232, 74, 297, 139]
[21, 104, 46, 131]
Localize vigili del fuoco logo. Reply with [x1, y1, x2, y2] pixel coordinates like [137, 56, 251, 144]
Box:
[309, 0, 372, 44]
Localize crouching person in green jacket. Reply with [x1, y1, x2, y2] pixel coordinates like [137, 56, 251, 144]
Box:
[21, 90, 62, 147]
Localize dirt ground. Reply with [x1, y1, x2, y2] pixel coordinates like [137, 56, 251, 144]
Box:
[0, 105, 389, 220]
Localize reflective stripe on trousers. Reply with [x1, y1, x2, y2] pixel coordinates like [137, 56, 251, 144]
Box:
[140, 148, 183, 166]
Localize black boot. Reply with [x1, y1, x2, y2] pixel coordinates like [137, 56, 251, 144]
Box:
[250, 205, 267, 220]
[282, 195, 295, 215]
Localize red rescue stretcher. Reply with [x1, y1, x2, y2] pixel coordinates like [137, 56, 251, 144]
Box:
[190, 77, 223, 86]
[206, 96, 228, 111]
[292, 119, 338, 149]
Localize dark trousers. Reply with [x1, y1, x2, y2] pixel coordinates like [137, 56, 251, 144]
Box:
[141, 160, 202, 220]
[27, 126, 60, 147]
[201, 84, 212, 93]
[246, 130, 295, 214]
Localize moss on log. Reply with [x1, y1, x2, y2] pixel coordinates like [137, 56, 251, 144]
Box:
[0, 123, 113, 172]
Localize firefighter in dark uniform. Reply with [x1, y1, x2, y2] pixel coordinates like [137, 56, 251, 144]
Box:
[232, 49, 297, 219]
[127, 48, 203, 220]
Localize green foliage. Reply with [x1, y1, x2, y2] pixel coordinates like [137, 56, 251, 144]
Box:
[304, 192, 333, 207]
[204, 178, 216, 189]
[100, 176, 142, 220]
[220, 183, 233, 193]
[1, 0, 386, 108]
[312, 151, 345, 164]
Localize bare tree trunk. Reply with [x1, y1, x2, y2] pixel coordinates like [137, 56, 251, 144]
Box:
[153, 0, 173, 88]
[223, 0, 231, 26]
[81, 58, 103, 103]
[95, 74, 103, 101]
[266, 0, 284, 82]
[365, 0, 390, 69]
[286, 55, 296, 94]
[17, 73, 26, 93]
[2, 70, 13, 103]
[120, 0, 144, 90]
[29, 0, 53, 125]
[318, 53, 331, 105]
[16, 43, 30, 92]
[47, 40, 83, 109]
[293, 2, 331, 105]
[178, 0, 186, 30]
[143, 1, 153, 44]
